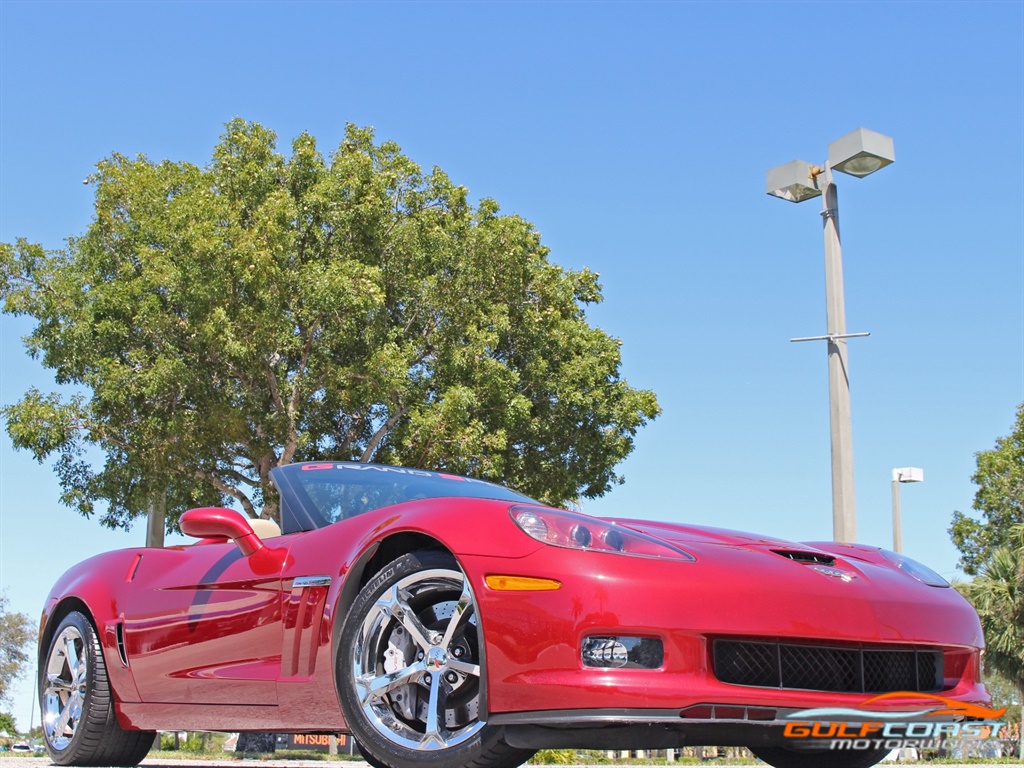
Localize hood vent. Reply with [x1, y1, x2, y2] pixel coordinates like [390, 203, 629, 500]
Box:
[772, 549, 835, 566]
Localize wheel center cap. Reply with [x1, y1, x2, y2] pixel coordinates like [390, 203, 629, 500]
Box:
[426, 647, 448, 670]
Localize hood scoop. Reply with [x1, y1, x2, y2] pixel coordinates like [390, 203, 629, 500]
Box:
[772, 549, 836, 566]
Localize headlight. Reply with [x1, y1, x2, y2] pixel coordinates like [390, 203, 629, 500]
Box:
[510, 506, 695, 561]
[880, 549, 949, 588]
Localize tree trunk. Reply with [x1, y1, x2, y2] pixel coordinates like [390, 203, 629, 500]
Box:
[236, 732, 276, 753]
[1018, 700, 1022, 760]
[146, 492, 166, 548]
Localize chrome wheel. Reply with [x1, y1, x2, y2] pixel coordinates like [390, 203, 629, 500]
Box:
[339, 552, 534, 768]
[39, 611, 156, 766]
[43, 625, 87, 751]
[352, 565, 485, 751]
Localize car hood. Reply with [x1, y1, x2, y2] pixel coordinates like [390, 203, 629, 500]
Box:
[604, 517, 823, 552]
[598, 517, 904, 572]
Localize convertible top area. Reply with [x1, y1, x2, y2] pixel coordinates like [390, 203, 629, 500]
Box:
[271, 461, 534, 533]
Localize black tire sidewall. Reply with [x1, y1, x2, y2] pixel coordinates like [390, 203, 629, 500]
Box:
[337, 551, 507, 768]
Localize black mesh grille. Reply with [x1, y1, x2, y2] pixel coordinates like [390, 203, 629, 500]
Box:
[864, 649, 915, 692]
[781, 645, 859, 691]
[917, 651, 943, 691]
[713, 640, 943, 693]
[715, 640, 779, 688]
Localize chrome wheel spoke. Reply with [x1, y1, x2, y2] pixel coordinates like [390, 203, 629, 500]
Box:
[69, 696, 83, 724]
[422, 668, 447, 749]
[44, 714, 62, 742]
[439, 579, 472, 650]
[54, 697, 74, 737]
[75, 655, 88, 687]
[63, 633, 81, 679]
[377, 586, 433, 651]
[358, 660, 428, 703]
[44, 672, 73, 698]
[447, 658, 480, 678]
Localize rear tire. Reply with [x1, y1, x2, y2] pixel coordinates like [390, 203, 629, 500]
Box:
[41, 610, 155, 766]
[338, 551, 534, 768]
[750, 745, 890, 768]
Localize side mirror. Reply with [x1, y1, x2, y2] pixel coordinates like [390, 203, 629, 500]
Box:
[180, 507, 264, 556]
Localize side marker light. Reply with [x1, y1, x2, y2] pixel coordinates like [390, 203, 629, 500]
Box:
[485, 575, 562, 591]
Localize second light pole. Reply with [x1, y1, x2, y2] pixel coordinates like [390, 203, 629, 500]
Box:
[767, 128, 896, 543]
[891, 467, 924, 553]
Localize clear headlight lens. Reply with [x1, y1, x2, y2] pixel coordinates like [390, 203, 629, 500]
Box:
[880, 549, 949, 588]
[510, 505, 695, 561]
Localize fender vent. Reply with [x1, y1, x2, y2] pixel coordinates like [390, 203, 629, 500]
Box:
[115, 621, 129, 667]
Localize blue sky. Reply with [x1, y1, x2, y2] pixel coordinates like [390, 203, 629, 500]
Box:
[1, 0, 1021, 731]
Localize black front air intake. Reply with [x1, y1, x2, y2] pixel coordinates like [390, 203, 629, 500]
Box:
[713, 639, 943, 694]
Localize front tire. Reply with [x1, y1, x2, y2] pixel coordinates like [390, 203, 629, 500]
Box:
[750, 745, 890, 768]
[337, 551, 534, 768]
[41, 610, 155, 766]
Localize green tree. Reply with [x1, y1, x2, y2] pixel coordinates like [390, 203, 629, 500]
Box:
[0, 711, 18, 739]
[955, 523, 1024, 760]
[0, 595, 33, 709]
[982, 669, 1022, 728]
[1, 119, 660, 529]
[950, 404, 1024, 576]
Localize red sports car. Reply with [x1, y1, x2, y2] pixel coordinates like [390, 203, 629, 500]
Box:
[38, 462, 987, 768]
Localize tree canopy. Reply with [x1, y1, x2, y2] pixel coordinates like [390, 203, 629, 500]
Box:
[1, 120, 660, 527]
[0, 595, 33, 709]
[956, 524, 1024, 687]
[950, 403, 1024, 576]
[955, 523, 1024, 759]
[0, 712, 17, 739]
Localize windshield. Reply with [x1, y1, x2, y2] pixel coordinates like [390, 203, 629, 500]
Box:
[270, 462, 536, 534]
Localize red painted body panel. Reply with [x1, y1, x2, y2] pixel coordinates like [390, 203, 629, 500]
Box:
[121, 543, 287, 705]
[39, 494, 987, 736]
[39, 550, 149, 705]
[463, 543, 983, 715]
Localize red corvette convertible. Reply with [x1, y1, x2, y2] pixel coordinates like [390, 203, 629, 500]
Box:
[38, 462, 986, 768]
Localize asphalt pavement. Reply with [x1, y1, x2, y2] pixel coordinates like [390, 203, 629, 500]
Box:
[0, 759, 1018, 768]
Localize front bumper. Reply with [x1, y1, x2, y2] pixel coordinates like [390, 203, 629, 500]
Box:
[462, 543, 987, 719]
[494, 706, 818, 749]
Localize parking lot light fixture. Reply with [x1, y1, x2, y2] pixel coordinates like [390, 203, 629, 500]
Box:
[766, 129, 895, 543]
[766, 160, 823, 203]
[828, 128, 895, 178]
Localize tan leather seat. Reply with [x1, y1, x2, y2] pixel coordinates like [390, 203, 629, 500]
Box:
[249, 518, 282, 539]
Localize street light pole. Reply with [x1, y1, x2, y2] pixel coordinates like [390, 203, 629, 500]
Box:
[765, 129, 892, 544]
[820, 164, 857, 543]
[891, 467, 924, 553]
[767, 128, 894, 543]
[891, 474, 903, 553]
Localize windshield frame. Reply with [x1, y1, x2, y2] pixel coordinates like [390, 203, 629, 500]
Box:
[270, 462, 537, 534]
